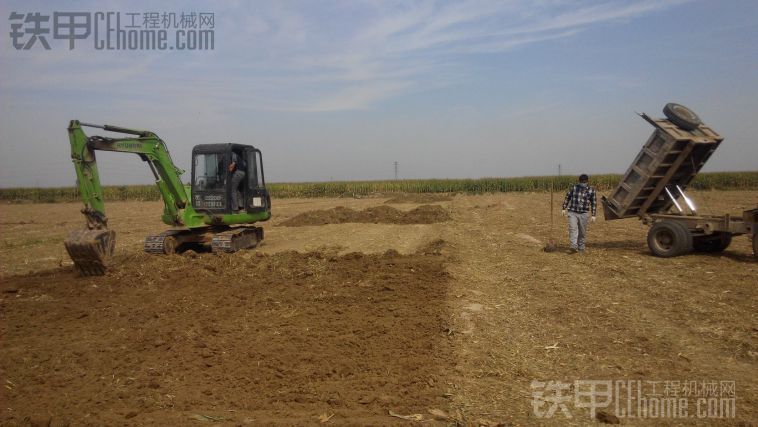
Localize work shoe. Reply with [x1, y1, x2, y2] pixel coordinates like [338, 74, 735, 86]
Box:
[567, 248, 578, 254]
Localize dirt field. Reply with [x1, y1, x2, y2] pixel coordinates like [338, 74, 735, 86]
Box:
[280, 205, 450, 227]
[1, 191, 756, 425]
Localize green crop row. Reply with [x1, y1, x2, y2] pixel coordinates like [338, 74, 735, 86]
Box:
[1, 171, 757, 203]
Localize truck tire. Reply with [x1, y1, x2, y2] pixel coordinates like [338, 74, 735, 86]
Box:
[693, 233, 732, 253]
[647, 220, 693, 257]
[663, 103, 702, 131]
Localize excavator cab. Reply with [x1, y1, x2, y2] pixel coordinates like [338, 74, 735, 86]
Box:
[191, 144, 271, 215]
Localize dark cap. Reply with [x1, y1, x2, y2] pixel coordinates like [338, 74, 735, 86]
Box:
[579, 174, 589, 182]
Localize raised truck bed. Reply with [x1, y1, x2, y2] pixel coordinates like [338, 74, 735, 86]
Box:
[602, 103, 757, 258]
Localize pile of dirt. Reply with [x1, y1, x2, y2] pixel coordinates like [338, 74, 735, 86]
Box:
[383, 193, 453, 204]
[280, 204, 451, 227]
[0, 244, 454, 425]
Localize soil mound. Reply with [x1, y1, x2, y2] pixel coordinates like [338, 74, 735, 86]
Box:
[384, 193, 453, 204]
[280, 204, 450, 226]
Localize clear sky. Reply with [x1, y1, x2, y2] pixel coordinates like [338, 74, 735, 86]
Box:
[1, 0, 756, 187]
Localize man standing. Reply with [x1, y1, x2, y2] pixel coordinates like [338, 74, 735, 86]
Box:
[561, 174, 597, 253]
[229, 151, 246, 212]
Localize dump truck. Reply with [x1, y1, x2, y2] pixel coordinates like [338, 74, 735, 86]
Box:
[602, 103, 757, 258]
[64, 120, 272, 276]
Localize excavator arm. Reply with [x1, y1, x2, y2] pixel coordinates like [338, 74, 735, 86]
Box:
[68, 120, 190, 227]
[65, 120, 192, 275]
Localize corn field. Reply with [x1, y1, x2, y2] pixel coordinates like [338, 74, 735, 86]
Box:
[1, 172, 756, 203]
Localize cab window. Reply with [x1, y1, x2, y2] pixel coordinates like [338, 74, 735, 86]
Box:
[194, 153, 225, 191]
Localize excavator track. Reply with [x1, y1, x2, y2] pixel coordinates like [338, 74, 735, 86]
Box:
[211, 227, 263, 253]
[64, 229, 116, 276]
[144, 230, 184, 254]
[144, 227, 263, 254]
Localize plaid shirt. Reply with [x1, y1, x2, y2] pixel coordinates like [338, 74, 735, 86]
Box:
[562, 183, 597, 216]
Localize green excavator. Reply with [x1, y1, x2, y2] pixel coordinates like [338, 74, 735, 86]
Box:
[64, 120, 272, 276]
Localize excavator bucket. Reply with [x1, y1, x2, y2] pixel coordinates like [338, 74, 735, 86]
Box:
[64, 229, 116, 276]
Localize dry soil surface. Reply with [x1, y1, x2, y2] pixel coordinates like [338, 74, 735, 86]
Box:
[280, 205, 450, 227]
[1, 191, 756, 426]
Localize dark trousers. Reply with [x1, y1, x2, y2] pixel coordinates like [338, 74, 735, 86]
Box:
[231, 170, 245, 210]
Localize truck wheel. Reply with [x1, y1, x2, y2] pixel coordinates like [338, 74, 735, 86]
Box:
[663, 103, 702, 131]
[647, 220, 693, 257]
[693, 233, 732, 252]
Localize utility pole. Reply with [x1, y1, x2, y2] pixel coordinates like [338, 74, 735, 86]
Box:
[394, 161, 399, 180]
[558, 164, 562, 176]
